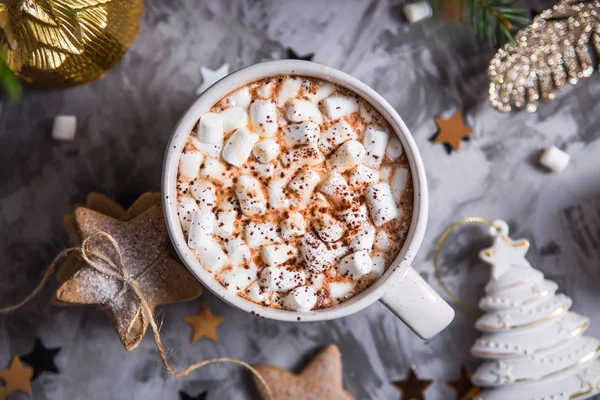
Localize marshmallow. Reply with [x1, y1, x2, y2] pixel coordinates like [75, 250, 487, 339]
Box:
[280, 211, 306, 240]
[235, 175, 267, 216]
[329, 282, 355, 299]
[312, 214, 344, 243]
[348, 164, 379, 187]
[375, 231, 390, 250]
[187, 211, 215, 249]
[226, 87, 252, 109]
[214, 210, 237, 238]
[200, 157, 233, 187]
[299, 233, 341, 271]
[179, 150, 204, 181]
[198, 112, 224, 144]
[52, 115, 77, 141]
[244, 221, 282, 248]
[177, 181, 190, 194]
[267, 178, 290, 210]
[386, 136, 403, 160]
[285, 99, 323, 124]
[225, 237, 251, 266]
[338, 251, 372, 278]
[245, 281, 270, 303]
[379, 167, 392, 182]
[359, 103, 373, 124]
[283, 286, 317, 311]
[191, 137, 222, 158]
[278, 77, 302, 106]
[259, 266, 306, 292]
[222, 128, 259, 167]
[363, 125, 390, 168]
[253, 139, 280, 163]
[280, 144, 325, 169]
[177, 195, 199, 231]
[250, 99, 278, 137]
[308, 83, 335, 103]
[349, 223, 375, 252]
[311, 192, 331, 211]
[327, 140, 366, 172]
[284, 122, 320, 145]
[220, 264, 258, 293]
[403, 0, 433, 23]
[217, 196, 238, 211]
[318, 121, 358, 155]
[322, 96, 359, 120]
[258, 81, 276, 98]
[242, 161, 274, 181]
[319, 172, 354, 206]
[370, 252, 387, 278]
[220, 107, 248, 133]
[365, 183, 401, 227]
[337, 204, 370, 230]
[194, 240, 229, 274]
[261, 244, 297, 266]
[308, 272, 325, 291]
[190, 180, 216, 211]
[391, 167, 409, 203]
[288, 169, 321, 203]
[540, 146, 570, 172]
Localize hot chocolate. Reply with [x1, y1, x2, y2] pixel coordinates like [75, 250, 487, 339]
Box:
[176, 75, 413, 312]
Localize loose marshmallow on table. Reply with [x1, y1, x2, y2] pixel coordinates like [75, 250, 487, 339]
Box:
[250, 99, 278, 137]
[226, 87, 252, 109]
[284, 122, 320, 145]
[52, 115, 77, 141]
[222, 128, 259, 167]
[363, 125, 390, 168]
[259, 266, 306, 292]
[386, 137, 403, 160]
[220, 264, 258, 293]
[348, 164, 379, 187]
[225, 237, 251, 266]
[391, 167, 408, 203]
[214, 210, 236, 238]
[177, 195, 199, 231]
[267, 178, 290, 210]
[365, 182, 400, 227]
[319, 172, 354, 206]
[261, 244, 297, 267]
[539, 146, 570, 172]
[349, 223, 375, 252]
[235, 175, 267, 216]
[244, 221, 282, 248]
[179, 150, 204, 181]
[278, 77, 302, 106]
[327, 140, 366, 172]
[191, 137, 222, 158]
[220, 107, 248, 133]
[285, 99, 323, 124]
[283, 286, 317, 311]
[190, 180, 216, 211]
[312, 214, 344, 243]
[187, 211, 215, 249]
[322, 96, 359, 120]
[318, 120, 358, 155]
[375, 231, 390, 250]
[287, 169, 321, 203]
[299, 233, 341, 271]
[200, 157, 233, 187]
[252, 138, 280, 163]
[280, 144, 325, 169]
[329, 282, 355, 299]
[337, 204, 369, 229]
[198, 113, 224, 144]
[308, 83, 335, 103]
[194, 240, 229, 274]
[338, 251, 372, 278]
[403, 0, 433, 23]
[280, 211, 306, 240]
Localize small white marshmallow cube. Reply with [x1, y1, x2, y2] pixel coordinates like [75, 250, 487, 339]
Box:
[190, 180, 216, 211]
[327, 140, 366, 172]
[198, 112, 224, 144]
[220, 107, 248, 133]
[284, 122, 320, 145]
[283, 286, 318, 311]
[285, 99, 323, 124]
[226, 88, 252, 109]
[386, 137, 403, 160]
[318, 121, 358, 155]
[225, 238, 251, 266]
[253, 138, 280, 163]
[222, 128, 259, 167]
[338, 251, 372, 278]
[319, 172, 354, 206]
[277, 77, 302, 106]
[349, 223, 376, 252]
[179, 150, 204, 181]
[245, 281, 270, 303]
[337, 205, 370, 230]
[329, 282, 355, 299]
[312, 214, 344, 243]
[299, 233, 339, 272]
[391, 167, 409, 203]
[363, 125, 390, 168]
[366, 183, 400, 227]
[214, 210, 237, 238]
[322, 96, 359, 120]
[259, 266, 306, 292]
[200, 157, 233, 187]
[195, 240, 229, 274]
[403, 0, 433, 23]
[370, 252, 387, 278]
[288, 169, 321, 203]
[177, 195, 200, 231]
[280, 211, 306, 240]
[261, 244, 297, 267]
[348, 164, 380, 187]
[220, 264, 258, 293]
[375, 231, 390, 250]
[191, 137, 222, 158]
[52, 115, 77, 141]
[539, 146, 570, 173]
[187, 211, 215, 249]
[267, 178, 290, 210]
[308, 83, 335, 103]
[244, 221, 282, 248]
[280, 144, 325, 169]
[250, 99, 278, 137]
[235, 175, 267, 216]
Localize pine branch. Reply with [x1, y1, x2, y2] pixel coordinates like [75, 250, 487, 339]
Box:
[0, 56, 21, 100]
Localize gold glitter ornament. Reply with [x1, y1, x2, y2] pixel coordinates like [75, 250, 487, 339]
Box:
[0, 0, 143, 88]
[488, 0, 600, 113]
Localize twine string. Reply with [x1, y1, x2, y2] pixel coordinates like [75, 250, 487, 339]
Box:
[433, 216, 501, 321]
[0, 232, 273, 400]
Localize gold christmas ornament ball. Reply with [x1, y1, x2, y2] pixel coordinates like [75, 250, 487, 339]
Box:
[0, 0, 143, 88]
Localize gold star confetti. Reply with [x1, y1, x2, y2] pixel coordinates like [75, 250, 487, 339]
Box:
[433, 111, 473, 152]
[0, 356, 33, 398]
[184, 304, 225, 343]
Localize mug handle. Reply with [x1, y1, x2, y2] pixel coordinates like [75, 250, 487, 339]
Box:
[379, 266, 455, 339]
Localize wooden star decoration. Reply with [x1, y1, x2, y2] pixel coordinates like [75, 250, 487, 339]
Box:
[393, 365, 433, 400]
[433, 111, 473, 152]
[21, 338, 60, 379]
[0, 356, 33, 398]
[252, 345, 355, 400]
[287, 48, 314, 61]
[447, 366, 480, 400]
[179, 390, 207, 400]
[184, 304, 225, 343]
[54, 193, 203, 351]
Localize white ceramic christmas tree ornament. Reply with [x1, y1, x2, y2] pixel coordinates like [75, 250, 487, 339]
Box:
[472, 221, 600, 399]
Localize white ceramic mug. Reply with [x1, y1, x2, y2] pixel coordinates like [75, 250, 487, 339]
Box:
[162, 60, 455, 339]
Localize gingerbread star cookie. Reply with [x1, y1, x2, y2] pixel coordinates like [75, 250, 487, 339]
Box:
[433, 111, 473, 152]
[0, 356, 33, 398]
[54, 193, 203, 351]
[184, 304, 224, 343]
[253, 345, 355, 400]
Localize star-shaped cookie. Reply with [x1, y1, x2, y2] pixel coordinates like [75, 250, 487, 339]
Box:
[54, 193, 203, 351]
[393, 365, 432, 400]
[253, 345, 355, 400]
[479, 234, 531, 280]
[21, 338, 60, 379]
[184, 304, 224, 343]
[433, 111, 473, 152]
[0, 356, 33, 398]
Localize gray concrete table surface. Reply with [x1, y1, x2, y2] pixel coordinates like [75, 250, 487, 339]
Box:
[2, 0, 600, 399]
